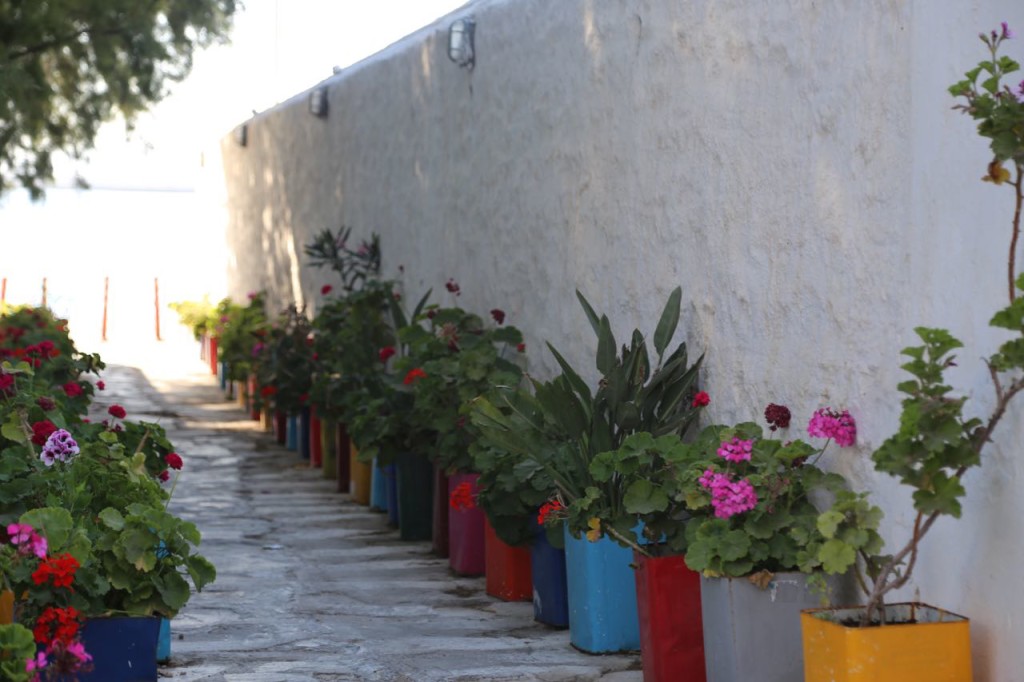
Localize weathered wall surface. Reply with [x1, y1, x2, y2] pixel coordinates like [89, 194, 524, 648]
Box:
[220, 1, 1023, 677]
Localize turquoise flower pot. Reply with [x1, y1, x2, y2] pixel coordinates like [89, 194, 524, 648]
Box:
[563, 526, 640, 653]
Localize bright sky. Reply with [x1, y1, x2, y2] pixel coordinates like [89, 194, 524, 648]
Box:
[55, 0, 470, 190]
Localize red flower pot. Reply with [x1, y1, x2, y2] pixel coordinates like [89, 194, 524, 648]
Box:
[274, 411, 287, 445]
[634, 551, 706, 682]
[484, 518, 532, 601]
[208, 336, 218, 375]
[448, 473, 485, 576]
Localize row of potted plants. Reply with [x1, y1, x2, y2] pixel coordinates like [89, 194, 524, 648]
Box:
[183, 26, 1023, 681]
[0, 306, 215, 682]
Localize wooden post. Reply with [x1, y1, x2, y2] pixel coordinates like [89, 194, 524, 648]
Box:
[41, 278, 47, 308]
[102, 277, 109, 341]
[154, 277, 162, 341]
[1, 277, 6, 306]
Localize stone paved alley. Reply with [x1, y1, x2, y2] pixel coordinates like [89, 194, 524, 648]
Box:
[89, 334, 642, 682]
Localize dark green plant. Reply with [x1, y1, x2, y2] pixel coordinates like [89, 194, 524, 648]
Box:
[398, 305, 524, 473]
[0, 623, 35, 682]
[214, 293, 267, 383]
[254, 305, 314, 416]
[303, 227, 381, 293]
[168, 297, 218, 341]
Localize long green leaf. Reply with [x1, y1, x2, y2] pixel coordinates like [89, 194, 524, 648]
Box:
[546, 342, 593, 403]
[576, 290, 602, 337]
[596, 315, 616, 375]
[653, 286, 682, 361]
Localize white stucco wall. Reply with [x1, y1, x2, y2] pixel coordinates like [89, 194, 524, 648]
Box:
[220, 1, 1023, 677]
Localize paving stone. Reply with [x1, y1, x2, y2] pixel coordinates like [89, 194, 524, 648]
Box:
[91, 351, 643, 682]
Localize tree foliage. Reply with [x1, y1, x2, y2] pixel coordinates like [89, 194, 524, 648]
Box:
[0, 0, 237, 198]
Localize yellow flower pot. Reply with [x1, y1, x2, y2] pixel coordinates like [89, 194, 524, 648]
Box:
[349, 444, 372, 505]
[0, 590, 12, 624]
[801, 603, 972, 682]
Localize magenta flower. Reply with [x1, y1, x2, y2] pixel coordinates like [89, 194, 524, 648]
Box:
[1002, 22, 1015, 39]
[717, 437, 754, 463]
[807, 408, 857, 447]
[699, 471, 758, 518]
[1016, 79, 1024, 103]
[7, 523, 33, 545]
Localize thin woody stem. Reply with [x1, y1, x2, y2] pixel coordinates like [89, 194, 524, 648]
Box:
[1010, 166, 1024, 303]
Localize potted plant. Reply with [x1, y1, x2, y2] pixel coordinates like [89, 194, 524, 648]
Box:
[397, 288, 524, 569]
[801, 24, 1024, 681]
[590, 405, 875, 682]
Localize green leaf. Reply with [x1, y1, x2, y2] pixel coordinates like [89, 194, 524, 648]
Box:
[622, 479, 670, 514]
[156, 571, 192, 612]
[20, 507, 73, 550]
[596, 315, 616, 375]
[818, 538, 857, 574]
[576, 290, 602, 337]
[816, 510, 844, 539]
[653, 286, 682, 361]
[2, 413, 26, 444]
[99, 507, 125, 531]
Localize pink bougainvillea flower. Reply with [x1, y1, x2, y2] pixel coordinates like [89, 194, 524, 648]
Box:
[108, 405, 127, 419]
[403, 368, 427, 385]
[165, 452, 184, 470]
[490, 309, 506, 324]
[321, 284, 333, 295]
[691, 391, 710, 408]
[807, 408, 857, 447]
[379, 346, 396, 363]
[717, 437, 754, 463]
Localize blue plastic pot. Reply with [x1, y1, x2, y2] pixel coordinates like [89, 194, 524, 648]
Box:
[156, 618, 171, 663]
[385, 463, 399, 526]
[370, 457, 389, 512]
[298, 407, 311, 460]
[286, 415, 298, 451]
[68, 616, 160, 681]
[531, 523, 569, 628]
[563, 526, 641, 653]
[219, 362, 228, 391]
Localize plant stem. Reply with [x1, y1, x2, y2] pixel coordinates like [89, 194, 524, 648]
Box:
[1010, 166, 1024, 303]
[861, 373, 1024, 624]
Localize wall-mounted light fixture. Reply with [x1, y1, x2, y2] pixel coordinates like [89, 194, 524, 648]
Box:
[448, 17, 475, 69]
[234, 123, 248, 147]
[309, 86, 328, 118]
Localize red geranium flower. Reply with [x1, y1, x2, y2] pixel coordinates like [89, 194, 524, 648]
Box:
[260, 385, 277, 397]
[165, 452, 184, 470]
[321, 284, 333, 295]
[96, 381, 105, 390]
[449, 482, 475, 510]
[379, 346, 396, 363]
[537, 499, 564, 525]
[490, 309, 505, 324]
[32, 553, 79, 589]
[0, 373, 14, 396]
[403, 368, 427, 385]
[158, 470, 170, 482]
[62, 382, 83, 398]
[108, 405, 127, 419]
[516, 343, 526, 353]
[691, 391, 710, 408]
[31, 420, 57, 446]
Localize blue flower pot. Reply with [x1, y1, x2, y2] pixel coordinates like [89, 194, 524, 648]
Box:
[563, 526, 641, 653]
[370, 457, 389, 512]
[298, 407, 311, 460]
[219, 362, 228, 391]
[286, 415, 298, 451]
[385, 463, 399, 526]
[156, 617, 171, 663]
[69, 615, 160, 681]
[531, 524, 569, 628]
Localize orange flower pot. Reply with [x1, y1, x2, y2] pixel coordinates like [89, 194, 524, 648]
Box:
[801, 603, 972, 682]
[0, 590, 12, 624]
[349, 443, 372, 505]
[483, 519, 532, 601]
